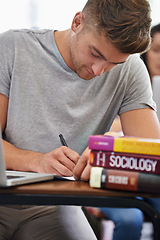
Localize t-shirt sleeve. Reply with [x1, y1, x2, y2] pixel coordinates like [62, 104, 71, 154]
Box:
[0, 30, 15, 98]
[118, 54, 156, 115]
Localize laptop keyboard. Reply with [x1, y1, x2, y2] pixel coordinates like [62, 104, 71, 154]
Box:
[7, 175, 25, 179]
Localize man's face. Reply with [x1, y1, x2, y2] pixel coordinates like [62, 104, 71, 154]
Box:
[146, 32, 160, 78]
[69, 20, 129, 80]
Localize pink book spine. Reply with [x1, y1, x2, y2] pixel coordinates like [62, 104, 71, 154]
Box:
[89, 150, 160, 175]
[88, 135, 114, 151]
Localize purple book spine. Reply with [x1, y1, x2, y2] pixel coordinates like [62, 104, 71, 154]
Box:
[88, 135, 114, 151]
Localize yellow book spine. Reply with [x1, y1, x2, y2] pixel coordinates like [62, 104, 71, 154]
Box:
[114, 137, 160, 156]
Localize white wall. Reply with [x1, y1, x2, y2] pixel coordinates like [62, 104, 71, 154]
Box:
[0, 0, 87, 32]
[151, 0, 160, 26]
[0, 0, 159, 33]
[32, 0, 87, 30]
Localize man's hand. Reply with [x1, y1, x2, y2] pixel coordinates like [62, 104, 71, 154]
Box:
[73, 148, 91, 181]
[34, 146, 79, 176]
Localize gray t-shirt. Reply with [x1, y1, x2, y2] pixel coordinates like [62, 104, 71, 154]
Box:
[0, 29, 156, 155]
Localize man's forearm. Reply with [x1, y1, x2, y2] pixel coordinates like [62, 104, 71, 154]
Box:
[2, 139, 43, 172]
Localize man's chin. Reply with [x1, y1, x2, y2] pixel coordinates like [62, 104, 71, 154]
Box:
[76, 71, 96, 80]
[81, 75, 95, 80]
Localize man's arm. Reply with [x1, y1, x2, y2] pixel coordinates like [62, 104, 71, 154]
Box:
[73, 108, 160, 181]
[0, 93, 8, 132]
[0, 93, 79, 176]
[120, 108, 160, 138]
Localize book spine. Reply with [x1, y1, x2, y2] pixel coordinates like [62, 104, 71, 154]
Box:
[88, 135, 160, 156]
[114, 138, 160, 156]
[88, 135, 114, 151]
[90, 167, 160, 193]
[89, 150, 160, 175]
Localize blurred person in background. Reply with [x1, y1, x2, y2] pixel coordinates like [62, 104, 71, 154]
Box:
[141, 23, 160, 81]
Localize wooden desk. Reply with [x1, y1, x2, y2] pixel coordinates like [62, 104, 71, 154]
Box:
[0, 180, 160, 240]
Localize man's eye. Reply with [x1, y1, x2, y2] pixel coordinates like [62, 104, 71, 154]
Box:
[91, 52, 100, 58]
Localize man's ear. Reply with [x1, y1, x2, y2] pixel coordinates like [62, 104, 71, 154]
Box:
[71, 12, 84, 33]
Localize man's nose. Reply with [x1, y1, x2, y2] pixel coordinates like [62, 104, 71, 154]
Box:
[91, 61, 107, 76]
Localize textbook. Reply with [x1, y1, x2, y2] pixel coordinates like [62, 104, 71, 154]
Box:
[89, 150, 160, 175]
[90, 167, 160, 193]
[88, 135, 160, 156]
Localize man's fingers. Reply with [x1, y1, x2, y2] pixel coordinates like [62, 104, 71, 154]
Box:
[45, 146, 79, 176]
[81, 163, 91, 182]
[62, 146, 80, 164]
[73, 155, 88, 180]
[52, 160, 73, 176]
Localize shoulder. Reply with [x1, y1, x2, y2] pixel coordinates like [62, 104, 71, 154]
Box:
[0, 30, 16, 59]
[11, 29, 53, 41]
[107, 54, 146, 77]
[126, 54, 145, 69]
[103, 54, 148, 86]
[111, 54, 149, 82]
[0, 29, 54, 43]
[0, 30, 15, 45]
[121, 54, 145, 72]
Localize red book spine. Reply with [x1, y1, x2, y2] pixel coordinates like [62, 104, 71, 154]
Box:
[101, 169, 160, 193]
[89, 150, 160, 175]
[102, 169, 139, 191]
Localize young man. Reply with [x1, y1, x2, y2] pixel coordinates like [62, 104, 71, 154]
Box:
[0, 0, 160, 239]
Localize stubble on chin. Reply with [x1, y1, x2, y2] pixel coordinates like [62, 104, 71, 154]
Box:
[69, 36, 95, 80]
[75, 66, 95, 80]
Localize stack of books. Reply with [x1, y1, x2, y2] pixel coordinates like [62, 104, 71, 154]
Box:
[88, 135, 160, 193]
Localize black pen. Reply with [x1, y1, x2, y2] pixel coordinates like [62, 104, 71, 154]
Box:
[59, 134, 68, 147]
[59, 134, 81, 181]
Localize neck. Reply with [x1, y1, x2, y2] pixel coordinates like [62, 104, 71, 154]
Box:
[54, 29, 73, 70]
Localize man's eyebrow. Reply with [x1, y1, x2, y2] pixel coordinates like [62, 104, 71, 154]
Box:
[92, 46, 126, 65]
[92, 46, 106, 60]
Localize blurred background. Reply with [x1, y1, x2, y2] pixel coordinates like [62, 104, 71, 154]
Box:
[0, 0, 159, 33]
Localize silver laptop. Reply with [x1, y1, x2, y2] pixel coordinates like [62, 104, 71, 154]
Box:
[152, 76, 160, 122]
[0, 133, 54, 187]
